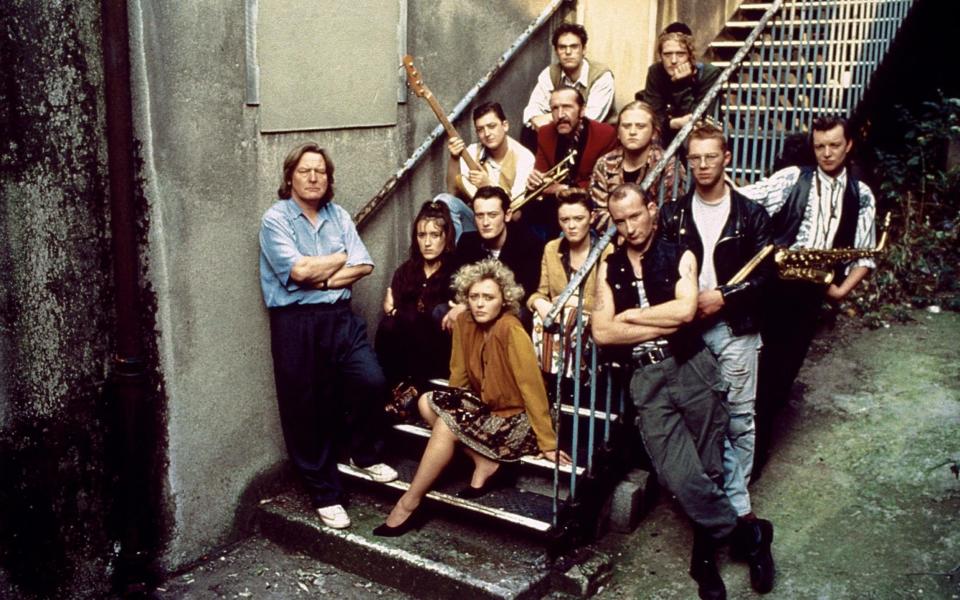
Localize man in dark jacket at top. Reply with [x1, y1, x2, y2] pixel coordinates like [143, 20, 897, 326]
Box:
[636, 22, 723, 149]
[659, 122, 776, 595]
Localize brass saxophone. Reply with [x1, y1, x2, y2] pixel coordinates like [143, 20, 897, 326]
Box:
[775, 213, 891, 285]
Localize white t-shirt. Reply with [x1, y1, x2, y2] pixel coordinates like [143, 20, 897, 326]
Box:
[692, 190, 731, 291]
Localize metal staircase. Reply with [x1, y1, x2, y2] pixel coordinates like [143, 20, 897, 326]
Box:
[704, 0, 916, 183]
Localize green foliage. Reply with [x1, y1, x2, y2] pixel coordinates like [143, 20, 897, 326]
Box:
[849, 92, 960, 328]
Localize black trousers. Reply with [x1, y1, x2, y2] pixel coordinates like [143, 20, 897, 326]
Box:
[269, 302, 386, 507]
[756, 279, 825, 459]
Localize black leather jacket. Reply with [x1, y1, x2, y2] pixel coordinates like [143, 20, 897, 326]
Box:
[658, 188, 773, 335]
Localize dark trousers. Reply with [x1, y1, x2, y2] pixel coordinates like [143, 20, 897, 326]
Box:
[630, 348, 737, 540]
[269, 302, 386, 507]
[755, 279, 824, 461]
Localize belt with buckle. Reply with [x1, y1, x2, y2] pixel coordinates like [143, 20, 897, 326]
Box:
[631, 344, 673, 367]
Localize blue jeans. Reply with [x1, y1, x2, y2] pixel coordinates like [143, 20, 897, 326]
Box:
[702, 321, 760, 516]
[434, 193, 475, 242]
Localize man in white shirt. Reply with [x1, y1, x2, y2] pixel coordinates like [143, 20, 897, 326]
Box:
[737, 115, 877, 474]
[443, 102, 535, 241]
[520, 23, 614, 150]
[660, 123, 776, 595]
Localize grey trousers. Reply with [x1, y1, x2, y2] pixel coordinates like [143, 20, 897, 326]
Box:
[630, 347, 738, 539]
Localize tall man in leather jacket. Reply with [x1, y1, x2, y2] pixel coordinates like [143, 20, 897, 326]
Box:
[594, 183, 773, 600]
[659, 122, 775, 595]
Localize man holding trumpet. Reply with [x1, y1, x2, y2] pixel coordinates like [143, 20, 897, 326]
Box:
[524, 86, 616, 240]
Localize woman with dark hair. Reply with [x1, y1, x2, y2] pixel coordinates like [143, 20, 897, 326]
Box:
[374, 259, 571, 536]
[375, 201, 457, 395]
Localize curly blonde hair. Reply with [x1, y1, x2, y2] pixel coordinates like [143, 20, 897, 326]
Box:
[452, 259, 524, 316]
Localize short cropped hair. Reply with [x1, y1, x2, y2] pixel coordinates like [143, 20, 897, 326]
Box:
[608, 182, 656, 208]
[452, 258, 524, 316]
[473, 185, 512, 212]
[410, 199, 456, 261]
[552, 85, 585, 108]
[552, 23, 588, 48]
[686, 120, 727, 151]
[557, 187, 593, 212]
[472, 101, 507, 123]
[618, 100, 661, 137]
[657, 30, 696, 63]
[278, 143, 335, 201]
[812, 115, 851, 141]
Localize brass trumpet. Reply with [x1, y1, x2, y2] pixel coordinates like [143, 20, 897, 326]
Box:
[510, 150, 578, 212]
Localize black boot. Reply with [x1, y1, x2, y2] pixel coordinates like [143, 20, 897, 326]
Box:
[689, 528, 726, 600]
[732, 517, 775, 593]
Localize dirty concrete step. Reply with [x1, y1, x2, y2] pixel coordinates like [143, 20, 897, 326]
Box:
[254, 487, 612, 598]
[338, 458, 559, 532]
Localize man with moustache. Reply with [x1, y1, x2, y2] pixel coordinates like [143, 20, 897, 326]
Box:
[259, 143, 398, 530]
[521, 22, 614, 149]
[593, 183, 768, 599]
[525, 86, 616, 239]
[440, 102, 535, 241]
[737, 115, 877, 473]
[590, 100, 686, 230]
[660, 122, 776, 594]
[444, 185, 544, 330]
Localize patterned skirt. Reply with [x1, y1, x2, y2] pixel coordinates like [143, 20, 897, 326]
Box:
[426, 388, 540, 462]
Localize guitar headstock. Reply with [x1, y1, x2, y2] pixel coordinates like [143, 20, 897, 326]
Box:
[402, 55, 429, 99]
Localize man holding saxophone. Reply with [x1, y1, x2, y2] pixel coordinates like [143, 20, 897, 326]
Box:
[737, 115, 878, 475]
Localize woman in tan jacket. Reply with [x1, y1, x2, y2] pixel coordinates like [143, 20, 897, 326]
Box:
[527, 189, 611, 375]
[374, 259, 570, 536]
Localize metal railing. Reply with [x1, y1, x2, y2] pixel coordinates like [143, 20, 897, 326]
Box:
[721, 0, 916, 183]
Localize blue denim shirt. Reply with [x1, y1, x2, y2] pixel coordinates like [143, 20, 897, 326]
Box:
[259, 198, 373, 308]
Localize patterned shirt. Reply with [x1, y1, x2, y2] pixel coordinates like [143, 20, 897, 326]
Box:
[259, 199, 374, 308]
[737, 166, 877, 271]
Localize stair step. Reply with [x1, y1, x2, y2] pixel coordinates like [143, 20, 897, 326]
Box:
[392, 423, 588, 476]
[712, 60, 876, 68]
[256, 489, 558, 599]
[338, 461, 556, 532]
[710, 38, 891, 48]
[725, 18, 902, 29]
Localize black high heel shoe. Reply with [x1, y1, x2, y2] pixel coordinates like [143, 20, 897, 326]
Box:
[372, 505, 427, 537]
[456, 464, 517, 500]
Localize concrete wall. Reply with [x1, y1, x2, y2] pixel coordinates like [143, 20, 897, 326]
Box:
[0, 2, 116, 598]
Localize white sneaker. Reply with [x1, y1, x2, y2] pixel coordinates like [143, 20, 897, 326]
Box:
[350, 460, 399, 483]
[316, 504, 351, 529]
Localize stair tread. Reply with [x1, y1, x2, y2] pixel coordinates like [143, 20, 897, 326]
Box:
[339, 460, 555, 531]
[392, 423, 587, 476]
[256, 488, 555, 598]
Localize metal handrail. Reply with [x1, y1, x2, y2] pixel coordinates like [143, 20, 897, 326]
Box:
[543, 0, 785, 329]
[354, 0, 568, 229]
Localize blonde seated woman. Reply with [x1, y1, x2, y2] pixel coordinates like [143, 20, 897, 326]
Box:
[374, 259, 571, 537]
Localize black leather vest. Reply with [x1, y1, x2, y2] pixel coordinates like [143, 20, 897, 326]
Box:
[604, 238, 703, 364]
